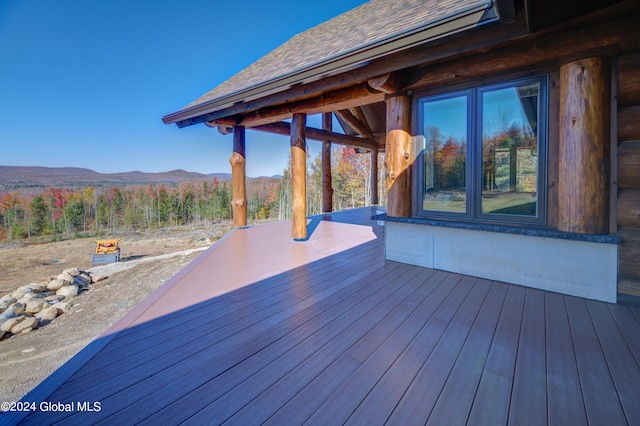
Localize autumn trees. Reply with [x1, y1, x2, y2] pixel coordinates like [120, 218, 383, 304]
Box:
[0, 145, 381, 242]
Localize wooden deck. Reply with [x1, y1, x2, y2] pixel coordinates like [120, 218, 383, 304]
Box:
[6, 207, 640, 425]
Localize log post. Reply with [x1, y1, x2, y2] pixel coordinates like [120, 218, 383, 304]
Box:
[291, 113, 308, 240]
[558, 57, 611, 234]
[322, 112, 333, 213]
[230, 126, 247, 227]
[370, 148, 379, 205]
[385, 95, 412, 217]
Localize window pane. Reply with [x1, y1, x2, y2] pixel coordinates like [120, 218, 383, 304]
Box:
[481, 82, 539, 217]
[422, 95, 467, 213]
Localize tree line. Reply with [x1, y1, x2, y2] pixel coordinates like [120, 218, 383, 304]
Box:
[0, 146, 386, 242]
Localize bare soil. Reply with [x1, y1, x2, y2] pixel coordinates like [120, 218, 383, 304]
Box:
[0, 224, 233, 405]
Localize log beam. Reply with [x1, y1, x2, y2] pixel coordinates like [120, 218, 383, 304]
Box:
[228, 83, 385, 128]
[558, 57, 611, 234]
[291, 113, 308, 240]
[230, 126, 247, 227]
[385, 95, 412, 217]
[368, 72, 409, 94]
[233, 121, 376, 151]
[334, 109, 375, 140]
[322, 112, 333, 213]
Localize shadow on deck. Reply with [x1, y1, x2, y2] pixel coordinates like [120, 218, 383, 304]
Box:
[4, 207, 640, 425]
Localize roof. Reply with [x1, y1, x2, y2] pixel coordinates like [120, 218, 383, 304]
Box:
[163, 0, 499, 127]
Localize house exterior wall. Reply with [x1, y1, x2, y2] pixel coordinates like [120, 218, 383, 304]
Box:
[382, 11, 639, 302]
[617, 53, 640, 297]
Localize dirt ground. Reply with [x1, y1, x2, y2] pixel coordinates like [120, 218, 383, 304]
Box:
[0, 224, 233, 405]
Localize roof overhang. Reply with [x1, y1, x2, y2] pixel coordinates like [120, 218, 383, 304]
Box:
[163, 1, 501, 128]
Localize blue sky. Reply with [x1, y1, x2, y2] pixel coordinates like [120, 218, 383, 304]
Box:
[0, 0, 366, 177]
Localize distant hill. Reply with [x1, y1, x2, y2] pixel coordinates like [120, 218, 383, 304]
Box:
[0, 165, 279, 193]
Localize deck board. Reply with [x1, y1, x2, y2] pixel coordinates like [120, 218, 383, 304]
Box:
[6, 207, 640, 426]
[545, 292, 588, 425]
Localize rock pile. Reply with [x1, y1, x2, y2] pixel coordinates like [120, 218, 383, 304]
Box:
[0, 268, 107, 340]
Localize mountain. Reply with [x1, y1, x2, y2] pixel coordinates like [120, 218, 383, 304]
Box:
[0, 166, 246, 193]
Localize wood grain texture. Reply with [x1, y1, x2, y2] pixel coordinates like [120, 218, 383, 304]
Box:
[618, 106, 640, 143]
[291, 113, 307, 240]
[618, 227, 640, 280]
[618, 142, 640, 189]
[618, 53, 640, 108]
[322, 112, 333, 213]
[558, 57, 611, 234]
[385, 95, 411, 217]
[618, 189, 640, 228]
[230, 126, 247, 227]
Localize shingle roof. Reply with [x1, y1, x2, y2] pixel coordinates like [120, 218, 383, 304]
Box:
[164, 0, 496, 125]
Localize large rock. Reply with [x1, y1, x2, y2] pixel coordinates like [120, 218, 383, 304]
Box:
[52, 301, 73, 313]
[62, 267, 80, 277]
[25, 299, 46, 314]
[0, 309, 16, 322]
[56, 285, 79, 298]
[58, 272, 75, 283]
[12, 317, 38, 334]
[36, 307, 58, 321]
[0, 296, 17, 310]
[11, 286, 35, 299]
[47, 278, 69, 291]
[17, 294, 36, 305]
[8, 303, 26, 315]
[1, 316, 23, 332]
[90, 273, 107, 283]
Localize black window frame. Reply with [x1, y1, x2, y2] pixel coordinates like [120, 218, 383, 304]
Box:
[415, 75, 548, 225]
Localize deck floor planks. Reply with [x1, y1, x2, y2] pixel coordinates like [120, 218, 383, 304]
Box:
[121, 263, 424, 424]
[313, 274, 476, 425]
[544, 292, 588, 425]
[608, 303, 640, 365]
[565, 296, 627, 425]
[79, 249, 381, 378]
[587, 299, 640, 423]
[53, 257, 399, 424]
[340, 272, 466, 425]
[467, 284, 526, 425]
[508, 288, 547, 425]
[56, 256, 386, 402]
[93, 246, 378, 357]
[9, 207, 640, 426]
[425, 280, 508, 426]
[264, 270, 461, 426]
[222, 269, 447, 425]
[182, 266, 435, 424]
[383, 276, 490, 425]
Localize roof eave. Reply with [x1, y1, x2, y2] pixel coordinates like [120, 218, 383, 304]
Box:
[162, 1, 500, 128]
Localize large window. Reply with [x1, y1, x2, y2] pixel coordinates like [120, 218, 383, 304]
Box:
[418, 76, 547, 223]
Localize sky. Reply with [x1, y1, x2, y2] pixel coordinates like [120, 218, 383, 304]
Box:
[0, 0, 367, 177]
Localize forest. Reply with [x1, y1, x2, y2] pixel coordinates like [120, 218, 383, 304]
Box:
[0, 146, 385, 242]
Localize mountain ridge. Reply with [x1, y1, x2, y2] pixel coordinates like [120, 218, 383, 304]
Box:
[0, 165, 281, 193]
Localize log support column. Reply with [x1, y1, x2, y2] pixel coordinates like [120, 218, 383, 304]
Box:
[230, 126, 247, 227]
[385, 95, 412, 217]
[322, 112, 333, 213]
[291, 113, 308, 240]
[558, 57, 611, 234]
[370, 148, 379, 205]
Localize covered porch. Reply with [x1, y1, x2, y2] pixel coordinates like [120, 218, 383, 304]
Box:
[7, 208, 640, 425]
